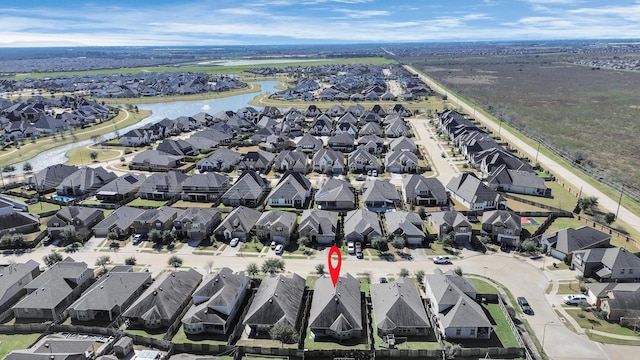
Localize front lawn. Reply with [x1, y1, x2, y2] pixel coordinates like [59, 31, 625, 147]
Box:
[565, 308, 640, 337]
[483, 303, 520, 348]
[470, 278, 499, 295]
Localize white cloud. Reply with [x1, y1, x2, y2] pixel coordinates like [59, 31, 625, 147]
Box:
[332, 8, 390, 18]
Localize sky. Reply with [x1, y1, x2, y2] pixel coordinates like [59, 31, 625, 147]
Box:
[1, 0, 640, 47]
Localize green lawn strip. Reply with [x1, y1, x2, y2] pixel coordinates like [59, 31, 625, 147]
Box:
[470, 278, 500, 295]
[0, 109, 151, 168]
[125, 328, 166, 340]
[423, 242, 450, 256]
[28, 201, 63, 214]
[239, 241, 264, 253]
[545, 282, 553, 294]
[556, 282, 582, 295]
[546, 262, 570, 271]
[483, 303, 520, 348]
[564, 309, 640, 337]
[126, 198, 168, 207]
[0, 333, 42, 358]
[586, 333, 640, 346]
[171, 325, 229, 345]
[236, 338, 297, 349]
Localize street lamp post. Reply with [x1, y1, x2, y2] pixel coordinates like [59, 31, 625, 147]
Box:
[542, 321, 554, 351]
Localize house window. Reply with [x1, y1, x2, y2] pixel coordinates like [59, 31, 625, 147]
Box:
[470, 328, 475, 336]
[621, 269, 625, 274]
[455, 328, 461, 336]
[630, 269, 634, 274]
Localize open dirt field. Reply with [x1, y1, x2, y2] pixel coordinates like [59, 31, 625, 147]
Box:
[410, 54, 640, 190]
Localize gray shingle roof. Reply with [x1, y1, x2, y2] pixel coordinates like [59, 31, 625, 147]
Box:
[371, 277, 430, 331]
[0, 260, 39, 306]
[69, 271, 151, 312]
[385, 211, 425, 237]
[481, 210, 521, 231]
[542, 226, 611, 255]
[97, 173, 146, 195]
[243, 273, 305, 327]
[93, 206, 145, 233]
[446, 172, 503, 206]
[309, 274, 362, 333]
[344, 209, 382, 238]
[362, 179, 401, 204]
[215, 206, 261, 234]
[222, 170, 269, 202]
[299, 209, 338, 237]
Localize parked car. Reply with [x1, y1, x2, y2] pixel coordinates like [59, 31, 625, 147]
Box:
[274, 244, 284, 255]
[433, 256, 452, 264]
[563, 294, 588, 305]
[230, 238, 239, 247]
[379, 277, 388, 283]
[347, 241, 355, 254]
[356, 248, 363, 259]
[517, 297, 533, 315]
[270, 241, 277, 249]
[132, 234, 142, 243]
[372, 170, 378, 177]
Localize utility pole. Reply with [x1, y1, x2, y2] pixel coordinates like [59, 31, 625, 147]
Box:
[535, 141, 541, 163]
[616, 184, 625, 219]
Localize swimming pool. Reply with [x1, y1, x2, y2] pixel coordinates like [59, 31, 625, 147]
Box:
[52, 195, 74, 203]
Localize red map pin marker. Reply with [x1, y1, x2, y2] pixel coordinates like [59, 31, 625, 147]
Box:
[328, 245, 342, 288]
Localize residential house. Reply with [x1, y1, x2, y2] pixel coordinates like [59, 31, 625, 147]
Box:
[0, 198, 40, 236]
[131, 149, 184, 171]
[12, 258, 94, 322]
[327, 133, 355, 152]
[96, 173, 146, 202]
[26, 164, 79, 193]
[348, 146, 381, 173]
[296, 133, 324, 154]
[298, 209, 338, 245]
[184, 136, 219, 154]
[370, 278, 430, 337]
[267, 171, 312, 208]
[119, 128, 151, 147]
[359, 122, 383, 136]
[33, 116, 69, 134]
[344, 209, 383, 244]
[385, 211, 425, 245]
[124, 269, 202, 329]
[254, 210, 298, 245]
[242, 273, 305, 335]
[384, 119, 410, 138]
[47, 206, 104, 243]
[486, 165, 550, 197]
[309, 274, 362, 340]
[425, 269, 492, 340]
[326, 105, 345, 118]
[401, 175, 448, 207]
[361, 179, 402, 211]
[481, 210, 522, 247]
[335, 121, 358, 137]
[572, 247, 640, 282]
[182, 267, 250, 335]
[68, 267, 151, 322]
[92, 206, 145, 238]
[213, 206, 261, 241]
[429, 211, 473, 243]
[312, 148, 345, 175]
[196, 148, 242, 173]
[309, 115, 333, 136]
[357, 135, 385, 154]
[541, 227, 611, 261]
[237, 150, 275, 174]
[587, 283, 640, 307]
[5, 333, 105, 360]
[274, 150, 308, 173]
[385, 149, 419, 173]
[180, 173, 230, 202]
[315, 178, 356, 210]
[138, 171, 188, 200]
[446, 173, 505, 211]
[600, 288, 640, 322]
[471, 147, 533, 176]
[305, 105, 323, 117]
[56, 167, 117, 197]
[220, 170, 270, 207]
[389, 136, 417, 154]
[157, 139, 198, 156]
[0, 260, 40, 316]
[133, 206, 183, 235]
[173, 208, 222, 241]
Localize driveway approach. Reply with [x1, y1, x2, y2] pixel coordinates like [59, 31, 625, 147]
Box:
[404, 65, 640, 237]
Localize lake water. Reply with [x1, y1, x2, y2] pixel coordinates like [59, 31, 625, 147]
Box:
[13, 80, 280, 173]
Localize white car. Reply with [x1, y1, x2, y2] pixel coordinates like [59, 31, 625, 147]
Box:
[274, 244, 284, 255]
[563, 294, 588, 305]
[433, 256, 452, 264]
[347, 241, 355, 254]
[372, 170, 378, 177]
[229, 238, 239, 247]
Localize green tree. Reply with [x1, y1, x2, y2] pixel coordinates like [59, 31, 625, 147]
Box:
[43, 251, 63, 266]
[269, 321, 298, 346]
[125, 256, 137, 266]
[246, 262, 259, 277]
[417, 206, 426, 219]
[453, 266, 463, 276]
[391, 237, 406, 250]
[2, 165, 15, 173]
[577, 196, 599, 214]
[439, 233, 453, 248]
[371, 236, 389, 253]
[22, 162, 33, 173]
[162, 230, 175, 244]
[521, 239, 540, 254]
[262, 258, 286, 276]
[60, 225, 78, 244]
[107, 231, 120, 241]
[415, 270, 426, 284]
[89, 151, 99, 162]
[399, 268, 410, 278]
[315, 263, 326, 275]
[168, 255, 183, 269]
[604, 212, 616, 225]
[479, 235, 492, 245]
[297, 236, 311, 248]
[148, 229, 162, 245]
[95, 255, 111, 272]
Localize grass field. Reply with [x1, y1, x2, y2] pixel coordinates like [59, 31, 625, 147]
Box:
[564, 308, 640, 337]
[64, 146, 121, 166]
[0, 333, 41, 358]
[13, 57, 396, 79]
[126, 198, 168, 207]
